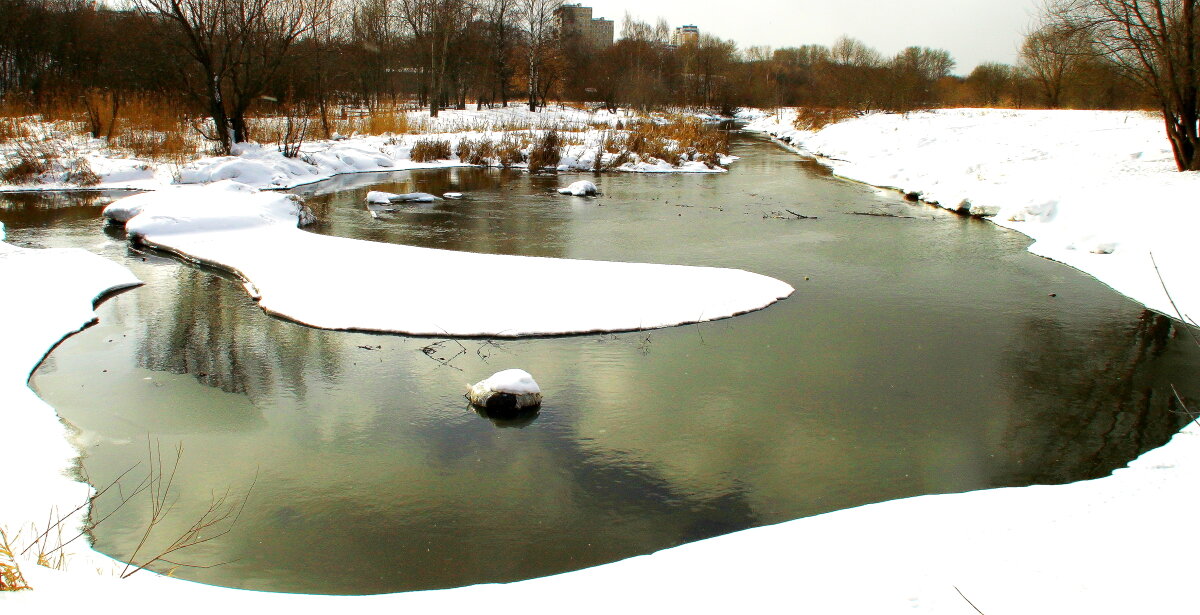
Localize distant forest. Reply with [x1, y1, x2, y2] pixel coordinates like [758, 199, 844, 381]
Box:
[0, 0, 1155, 148]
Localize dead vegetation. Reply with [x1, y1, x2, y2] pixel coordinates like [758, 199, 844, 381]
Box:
[792, 107, 860, 131]
[0, 530, 31, 592]
[410, 138, 453, 162]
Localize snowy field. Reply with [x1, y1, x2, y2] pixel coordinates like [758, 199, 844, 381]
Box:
[5, 108, 1200, 612]
[742, 108, 1200, 322]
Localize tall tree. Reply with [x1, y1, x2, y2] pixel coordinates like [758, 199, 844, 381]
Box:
[135, 0, 333, 152]
[1049, 0, 1200, 170]
[519, 0, 559, 111]
[397, 0, 477, 117]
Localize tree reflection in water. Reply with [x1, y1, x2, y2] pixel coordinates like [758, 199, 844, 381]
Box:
[997, 310, 1195, 485]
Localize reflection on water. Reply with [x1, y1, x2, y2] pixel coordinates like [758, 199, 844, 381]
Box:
[6, 134, 1200, 595]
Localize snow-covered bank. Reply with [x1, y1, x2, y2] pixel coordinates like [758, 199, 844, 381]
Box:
[103, 181, 794, 337]
[0, 241, 140, 566]
[0, 106, 733, 194]
[743, 108, 1200, 321]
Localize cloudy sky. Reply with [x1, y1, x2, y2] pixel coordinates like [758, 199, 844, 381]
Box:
[582, 0, 1045, 73]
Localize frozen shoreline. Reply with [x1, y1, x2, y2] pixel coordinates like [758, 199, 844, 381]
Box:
[741, 108, 1200, 322]
[5, 108, 1200, 613]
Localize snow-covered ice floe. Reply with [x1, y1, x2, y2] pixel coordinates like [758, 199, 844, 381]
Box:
[103, 181, 793, 337]
[742, 108, 1200, 320]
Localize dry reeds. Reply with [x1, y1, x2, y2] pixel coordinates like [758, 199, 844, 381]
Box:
[455, 136, 496, 165]
[0, 530, 31, 592]
[410, 138, 452, 162]
[495, 132, 527, 167]
[527, 129, 563, 171]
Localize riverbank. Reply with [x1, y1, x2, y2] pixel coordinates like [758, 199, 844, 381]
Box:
[741, 107, 1200, 322]
[4, 108, 1200, 613]
[0, 106, 733, 194]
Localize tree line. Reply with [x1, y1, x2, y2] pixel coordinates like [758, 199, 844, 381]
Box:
[0, 0, 1171, 155]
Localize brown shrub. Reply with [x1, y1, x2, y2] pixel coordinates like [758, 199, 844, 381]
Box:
[527, 129, 563, 171]
[792, 107, 858, 131]
[495, 132, 526, 167]
[410, 138, 452, 162]
[456, 137, 496, 165]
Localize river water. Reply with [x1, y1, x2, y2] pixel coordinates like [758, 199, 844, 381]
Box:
[4, 134, 1197, 594]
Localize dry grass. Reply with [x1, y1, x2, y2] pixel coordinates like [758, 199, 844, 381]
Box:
[495, 132, 527, 167]
[527, 129, 563, 171]
[0, 530, 32, 592]
[455, 136, 496, 165]
[410, 137, 452, 162]
[792, 107, 859, 131]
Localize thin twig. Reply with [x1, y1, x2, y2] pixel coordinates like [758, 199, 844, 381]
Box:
[954, 586, 988, 615]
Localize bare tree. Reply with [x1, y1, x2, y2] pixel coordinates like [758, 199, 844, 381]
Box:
[1048, 0, 1200, 170]
[1020, 22, 1086, 108]
[135, 0, 333, 153]
[397, 0, 478, 117]
[519, 0, 560, 111]
[481, 0, 518, 107]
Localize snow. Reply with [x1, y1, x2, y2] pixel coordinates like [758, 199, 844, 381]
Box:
[0, 240, 141, 571]
[467, 369, 543, 410]
[742, 108, 1200, 321]
[8, 107, 1200, 613]
[557, 180, 598, 196]
[475, 369, 541, 395]
[102, 181, 794, 337]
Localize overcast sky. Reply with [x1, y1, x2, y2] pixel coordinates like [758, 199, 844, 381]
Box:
[583, 0, 1045, 73]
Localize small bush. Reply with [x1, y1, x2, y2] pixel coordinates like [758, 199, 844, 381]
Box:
[410, 138, 452, 162]
[495, 132, 526, 167]
[63, 156, 100, 186]
[456, 137, 496, 166]
[1, 139, 54, 184]
[527, 129, 563, 171]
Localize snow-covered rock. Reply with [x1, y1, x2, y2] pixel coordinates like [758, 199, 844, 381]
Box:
[557, 180, 598, 196]
[467, 369, 543, 411]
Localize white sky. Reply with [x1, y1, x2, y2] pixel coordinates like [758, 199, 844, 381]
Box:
[584, 0, 1046, 73]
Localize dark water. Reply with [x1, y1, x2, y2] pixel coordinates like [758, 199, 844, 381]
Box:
[5, 134, 1198, 595]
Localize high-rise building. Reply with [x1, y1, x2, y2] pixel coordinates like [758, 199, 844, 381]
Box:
[672, 25, 700, 46]
[556, 3, 614, 49]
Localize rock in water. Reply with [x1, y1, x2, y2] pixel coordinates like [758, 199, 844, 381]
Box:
[467, 369, 542, 412]
[557, 181, 598, 196]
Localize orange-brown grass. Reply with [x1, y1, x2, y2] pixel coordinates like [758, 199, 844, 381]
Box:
[495, 132, 527, 167]
[527, 129, 563, 171]
[455, 136, 496, 165]
[792, 107, 859, 131]
[410, 137, 452, 162]
[0, 529, 32, 592]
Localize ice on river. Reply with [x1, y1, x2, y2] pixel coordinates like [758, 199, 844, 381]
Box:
[103, 181, 794, 337]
